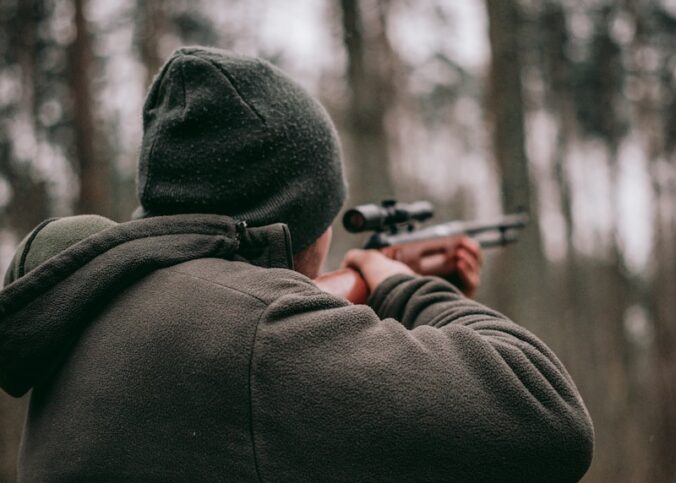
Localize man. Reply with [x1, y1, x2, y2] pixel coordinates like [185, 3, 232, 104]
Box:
[0, 47, 593, 481]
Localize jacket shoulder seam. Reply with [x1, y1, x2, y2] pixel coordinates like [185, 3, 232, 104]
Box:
[249, 308, 265, 482]
[18, 218, 59, 278]
[165, 267, 269, 306]
[166, 265, 267, 481]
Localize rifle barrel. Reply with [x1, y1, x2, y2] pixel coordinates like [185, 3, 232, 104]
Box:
[371, 213, 529, 248]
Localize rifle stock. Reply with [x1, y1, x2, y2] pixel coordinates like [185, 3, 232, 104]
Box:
[315, 268, 370, 305]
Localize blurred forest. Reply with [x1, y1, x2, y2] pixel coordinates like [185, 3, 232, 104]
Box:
[0, 0, 674, 481]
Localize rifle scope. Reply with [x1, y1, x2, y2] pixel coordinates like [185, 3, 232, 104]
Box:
[343, 200, 434, 233]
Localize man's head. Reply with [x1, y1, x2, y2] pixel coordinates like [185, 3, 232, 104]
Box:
[134, 46, 346, 258]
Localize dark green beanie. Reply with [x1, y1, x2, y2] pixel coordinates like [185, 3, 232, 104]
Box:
[135, 46, 346, 253]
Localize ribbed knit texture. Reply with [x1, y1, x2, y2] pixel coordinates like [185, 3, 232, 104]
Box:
[135, 46, 346, 253]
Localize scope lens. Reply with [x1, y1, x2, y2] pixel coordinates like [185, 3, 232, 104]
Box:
[344, 211, 366, 232]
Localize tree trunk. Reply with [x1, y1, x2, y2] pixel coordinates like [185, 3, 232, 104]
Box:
[0, 2, 43, 480]
[68, 0, 112, 217]
[485, 0, 547, 328]
[649, 171, 676, 482]
[339, 0, 396, 206]
[137, 0, 167, 89]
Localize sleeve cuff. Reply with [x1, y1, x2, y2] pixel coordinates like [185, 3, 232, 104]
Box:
[367, 273, 466, 324]
[366, 273, 417, 317]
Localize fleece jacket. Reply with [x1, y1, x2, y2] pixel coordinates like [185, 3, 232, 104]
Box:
[0, 214, 593, 482]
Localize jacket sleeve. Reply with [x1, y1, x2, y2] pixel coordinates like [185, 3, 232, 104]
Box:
[250, 273, 594, 482]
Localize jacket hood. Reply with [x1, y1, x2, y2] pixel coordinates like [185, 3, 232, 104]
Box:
[0, 214, 293, 397]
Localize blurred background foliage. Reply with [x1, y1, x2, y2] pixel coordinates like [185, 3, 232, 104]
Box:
[0, 0, 675, 481]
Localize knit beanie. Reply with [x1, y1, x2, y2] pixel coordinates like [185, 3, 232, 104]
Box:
[134, 46, 346, 253]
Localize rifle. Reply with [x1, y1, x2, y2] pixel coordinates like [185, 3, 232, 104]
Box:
[314, 200, 529, 304]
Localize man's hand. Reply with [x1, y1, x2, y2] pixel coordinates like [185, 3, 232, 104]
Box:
[341, 249, 415, 293]
[441, 237, 482, 298]
[341, 236, 482, 298]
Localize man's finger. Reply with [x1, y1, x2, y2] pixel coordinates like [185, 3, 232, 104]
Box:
[455, 247, 480, 275]
[340, 249, 368, 269]
[455, 237, 482, 266]
[456, 258, 479, 297]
